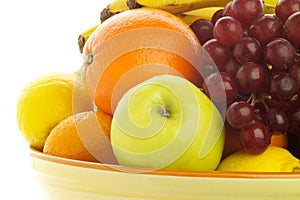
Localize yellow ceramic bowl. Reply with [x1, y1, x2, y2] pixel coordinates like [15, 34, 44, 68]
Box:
[30, 147, 300, 200]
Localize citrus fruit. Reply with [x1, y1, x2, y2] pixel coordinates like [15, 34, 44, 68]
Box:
[72, 72, 96, 114]
[17, 72, 77, 150]
[217, 146, 300, 172]
[270, 133, 288, 149]
[43, 111, 116, 163]
[81, 8, 204, 116]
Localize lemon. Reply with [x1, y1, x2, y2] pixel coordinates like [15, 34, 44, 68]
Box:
[17, 72, 77, 150]
[217, 146, 300, 172]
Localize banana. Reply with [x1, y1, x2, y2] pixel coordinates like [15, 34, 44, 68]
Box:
[126, 0, 231, 14]
[263, 0, 277, 14]
[100, 0, 130, 22]
[177, 7, 223, 26]
[127, 0, 277, 15]
[77, 24, 99, 53]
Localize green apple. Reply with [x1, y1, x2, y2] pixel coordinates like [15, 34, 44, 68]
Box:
[111, 74, 225, 171]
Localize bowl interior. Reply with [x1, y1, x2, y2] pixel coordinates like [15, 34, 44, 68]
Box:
[30, 147, 300, 200]
[30, 147, 300, 179]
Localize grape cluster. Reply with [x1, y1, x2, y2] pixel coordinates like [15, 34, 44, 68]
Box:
[190, 0, 300, 155]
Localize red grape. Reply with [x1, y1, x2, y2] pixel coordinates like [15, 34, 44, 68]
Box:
[203, 39, 232, 70]
[211, 9, 224, 25]
[223, 58, 241, 77]
[263, 38, 295, 71]
[239, 121, 271, 154]
[264, 98, 290, 112]
[233, 36, 262, 64]
[223, 1, 233, 17]
[226, 101, 254, 129]
[235, 62, 267, 94]
[247, 14, 283, 46]
[284, 11, 300, 48]
[275, 0, 300, 23]
[269, 72, 297, 101]
[231, 0, 264, 28]
[213, 16, 243, 47]
[288, 62, 300, 92]
[190, 19, 214, 45]
[263, 108, 289, 133]
[203, 72, 237, 104]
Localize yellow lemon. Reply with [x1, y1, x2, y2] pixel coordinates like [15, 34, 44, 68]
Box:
[217, 146, 300, 172]
[17, 72, 79, 150]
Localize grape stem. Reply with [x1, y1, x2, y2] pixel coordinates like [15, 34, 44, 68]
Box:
[247, 93, 271, 113]
[247, 93, 256, 106]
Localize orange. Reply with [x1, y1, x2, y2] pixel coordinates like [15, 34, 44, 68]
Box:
[81, 8, 204, 115]
[43, 111, 117, 164]
[270, 133, 288, 149]
[222, 124, 288, 158]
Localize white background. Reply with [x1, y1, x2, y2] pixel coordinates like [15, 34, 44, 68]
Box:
[0, 0, 109, 199]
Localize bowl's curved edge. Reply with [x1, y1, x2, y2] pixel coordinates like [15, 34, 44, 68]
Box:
[30, 147, 300, 179]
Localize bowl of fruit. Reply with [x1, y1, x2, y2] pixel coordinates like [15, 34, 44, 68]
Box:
[17, 0, 300, 199]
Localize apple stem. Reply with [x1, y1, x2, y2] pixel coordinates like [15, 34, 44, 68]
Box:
[158, 106, 170, 118]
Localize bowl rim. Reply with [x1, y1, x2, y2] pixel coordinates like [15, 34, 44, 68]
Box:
[30, 147, 300, 179]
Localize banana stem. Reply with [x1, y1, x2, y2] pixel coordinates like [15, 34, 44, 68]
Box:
[101, 5, 114, 22]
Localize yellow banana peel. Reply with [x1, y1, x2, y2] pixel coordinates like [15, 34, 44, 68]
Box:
[77, 24, 99, 53]
[177, 7, 223, 25]
[101, 0, 129, 22]
[127, 0, 231, 14]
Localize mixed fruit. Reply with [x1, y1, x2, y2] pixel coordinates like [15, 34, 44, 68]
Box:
[17, 0, 300, 173]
